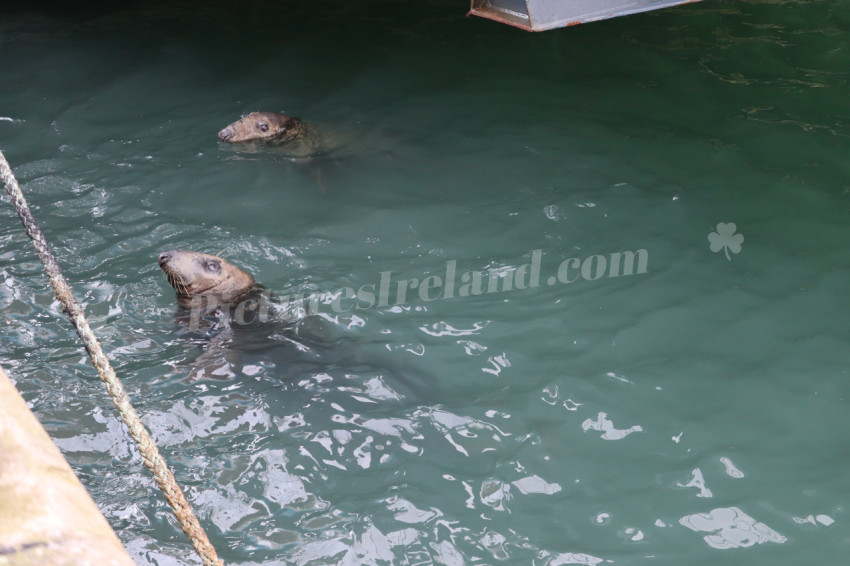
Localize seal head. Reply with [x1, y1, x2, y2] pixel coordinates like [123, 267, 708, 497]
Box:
[217, 111, 307, 145]
[159, 250, 256, 308]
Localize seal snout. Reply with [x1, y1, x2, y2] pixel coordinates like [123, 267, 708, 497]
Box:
[158, 250, 174, 268]
[217, 126, 234, 142]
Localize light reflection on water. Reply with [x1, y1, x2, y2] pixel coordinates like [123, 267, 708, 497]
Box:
[2, 1, 849, 564]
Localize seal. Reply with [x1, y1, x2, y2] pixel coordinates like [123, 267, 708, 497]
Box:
[217, 111, 326, 158]
[158, 249, 256, 308]
[157, 250, 439, 400]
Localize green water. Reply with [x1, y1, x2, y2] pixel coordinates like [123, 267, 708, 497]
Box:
[2, 1, 849, 564]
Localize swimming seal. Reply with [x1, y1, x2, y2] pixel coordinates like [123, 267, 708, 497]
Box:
[217, 111, 326, 158]
[158, 250, 439, 400]
[158, 250, 256, 308]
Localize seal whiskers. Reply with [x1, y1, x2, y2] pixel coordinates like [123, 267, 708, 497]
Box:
[165, 270, 189, 296]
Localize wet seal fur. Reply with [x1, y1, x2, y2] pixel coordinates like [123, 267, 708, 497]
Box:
[217, 111, 327, 158]
[159, 250, 257, 309]
[159, 249, 302, 331]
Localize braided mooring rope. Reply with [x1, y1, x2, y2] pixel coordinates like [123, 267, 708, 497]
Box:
[0, 150, 224, 566]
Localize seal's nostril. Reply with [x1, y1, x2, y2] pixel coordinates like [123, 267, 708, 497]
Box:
[158, 251, 172, 267]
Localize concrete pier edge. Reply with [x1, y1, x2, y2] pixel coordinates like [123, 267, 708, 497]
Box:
[0, 365, 134, 566]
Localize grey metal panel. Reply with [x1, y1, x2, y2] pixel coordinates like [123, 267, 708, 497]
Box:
[527, 0, 699, 29]
[487, 0, 530, 16]
[470, 0, 531, 29]
[469, 0, 700, 31]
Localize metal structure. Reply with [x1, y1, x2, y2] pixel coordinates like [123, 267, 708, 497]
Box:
[469, 0, 701, 31]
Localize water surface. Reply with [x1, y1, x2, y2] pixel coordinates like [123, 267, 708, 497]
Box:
[2, 1, 849, 564]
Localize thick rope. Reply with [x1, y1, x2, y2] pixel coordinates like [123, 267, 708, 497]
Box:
[1, 150, 224, 566]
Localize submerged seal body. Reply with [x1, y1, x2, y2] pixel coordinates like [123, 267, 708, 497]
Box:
[217, 111, 327, 158]
[158, 250, 256, 308]
[157, 250, 438, 400]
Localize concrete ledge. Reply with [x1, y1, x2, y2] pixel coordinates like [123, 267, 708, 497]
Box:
[0, 365, 134, 566]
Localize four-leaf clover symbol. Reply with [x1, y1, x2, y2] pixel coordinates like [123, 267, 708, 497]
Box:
[708, 222, 744, 261]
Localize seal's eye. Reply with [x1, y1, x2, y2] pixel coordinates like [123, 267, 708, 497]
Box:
[204, 259, 221, 274]
[257, 122, 269, 133]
